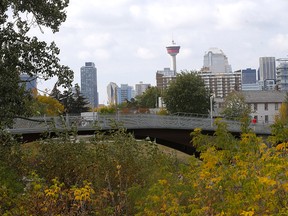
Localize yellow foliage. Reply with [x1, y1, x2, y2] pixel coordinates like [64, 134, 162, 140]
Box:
[150, 195, 160, 203]
[36, 95, 64, 116]
[275, 102, 288, 124]
[240, 209, 255, 216]
[258, 176, 276, 186]
[158, 179, 168, 185]
[275, 142, 288, 151]
[283, 183, 288, 192]
[156, 109, 169, 115]
[44, 178, 63, 200]
[71, 181, 95, 202]
[200, 147, 219, 170]
[216, 211, 225, 216]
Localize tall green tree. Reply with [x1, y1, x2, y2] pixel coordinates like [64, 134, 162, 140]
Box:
[50, 84, 62, 101]
[163, 70, 210, 114]
[69, 84, 90, 114]
[59, 89, 75, 114]
[55, 84, 90, 114]
[0, 0, 73, 126]
[136, 86, 161, 108]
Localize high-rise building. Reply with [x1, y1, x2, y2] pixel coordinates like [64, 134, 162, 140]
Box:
[276, 58, 288, 91]
[263, 79, 276, 91]
[80, 62, 99, 108]
[135, 82, 151, 96]
[259, 57, 276, 81]
[117, 84, 133, 104]
[156, 68, 176, 91]
[19, 73, 37, 92]
[202, 48, 232, 73]
[198, 71, 241, 98]
[199, 48, 239, 98]
[242, 68, 257, 84]
[107, 82, 118, 105]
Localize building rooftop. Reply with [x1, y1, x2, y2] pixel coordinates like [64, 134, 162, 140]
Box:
[205, 47, 224, 55]
[242, 90, 287, 103]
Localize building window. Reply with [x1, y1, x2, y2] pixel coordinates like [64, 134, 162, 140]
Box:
[264, 103, 268, 111]
[265, 115, 269, 123]
[275, 103, 279, 110]
[254, 103, 257, 111]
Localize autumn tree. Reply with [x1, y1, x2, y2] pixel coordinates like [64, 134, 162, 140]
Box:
[0, 0, 73, 126]
[97, 105, 116, 114]
[268, 93, 288, 145]
[274, 92, 288, 125]
[34, 95, 64, 116]
[163, 71, 210, 114]
[136, 121, 288, 215]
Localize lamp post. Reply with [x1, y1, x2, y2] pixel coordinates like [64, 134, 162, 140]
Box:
[210, 95, 214, 127]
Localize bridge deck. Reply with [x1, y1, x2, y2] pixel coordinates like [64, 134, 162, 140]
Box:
[9, 114, 272, 135]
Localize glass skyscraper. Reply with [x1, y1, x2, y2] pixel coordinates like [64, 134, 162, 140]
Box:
[20, 73, 37, 92]
[80, 62, 99, 108]
[116, 84, 133, 104]
[242, 68, 257, 84]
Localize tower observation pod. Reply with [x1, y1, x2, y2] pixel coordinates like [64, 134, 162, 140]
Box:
[166, 40, 180, 73]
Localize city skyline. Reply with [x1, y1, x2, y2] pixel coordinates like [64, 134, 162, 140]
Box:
[34, 0, 288, 104]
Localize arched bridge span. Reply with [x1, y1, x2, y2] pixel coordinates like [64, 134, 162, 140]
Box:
[9, 114, 272, 155]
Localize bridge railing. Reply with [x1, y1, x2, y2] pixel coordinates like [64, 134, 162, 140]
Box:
[9, 113, 272, 135]
[171, 112, 210, 118]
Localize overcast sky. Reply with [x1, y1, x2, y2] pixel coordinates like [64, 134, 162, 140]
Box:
[36, 0, 288, 104]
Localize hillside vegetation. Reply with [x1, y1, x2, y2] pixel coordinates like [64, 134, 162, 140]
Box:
[1, 120, 288, 215]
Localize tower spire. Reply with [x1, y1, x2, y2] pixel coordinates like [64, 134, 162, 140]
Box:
[166, 40, 180, 73]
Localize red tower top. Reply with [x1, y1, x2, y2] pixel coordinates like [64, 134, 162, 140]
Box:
[166, 40, 180, 56]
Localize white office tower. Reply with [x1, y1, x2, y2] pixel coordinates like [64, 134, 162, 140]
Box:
[276, 58, 288, 91]
[203, 48, 232, 73]
[80, 62, 99, 108]
[199, 48, 240, 98]
[259, 57, 276, 81]
[135, 82, 151, 96]
[107, 82, 119, 105]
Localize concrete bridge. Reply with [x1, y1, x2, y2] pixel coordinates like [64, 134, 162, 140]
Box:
[8, 114, 272, 155]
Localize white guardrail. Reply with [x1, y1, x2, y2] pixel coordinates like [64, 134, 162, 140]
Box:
[9, 114, 272, 135]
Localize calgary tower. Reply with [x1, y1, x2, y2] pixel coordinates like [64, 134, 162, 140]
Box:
[166, 40, 180, 73]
